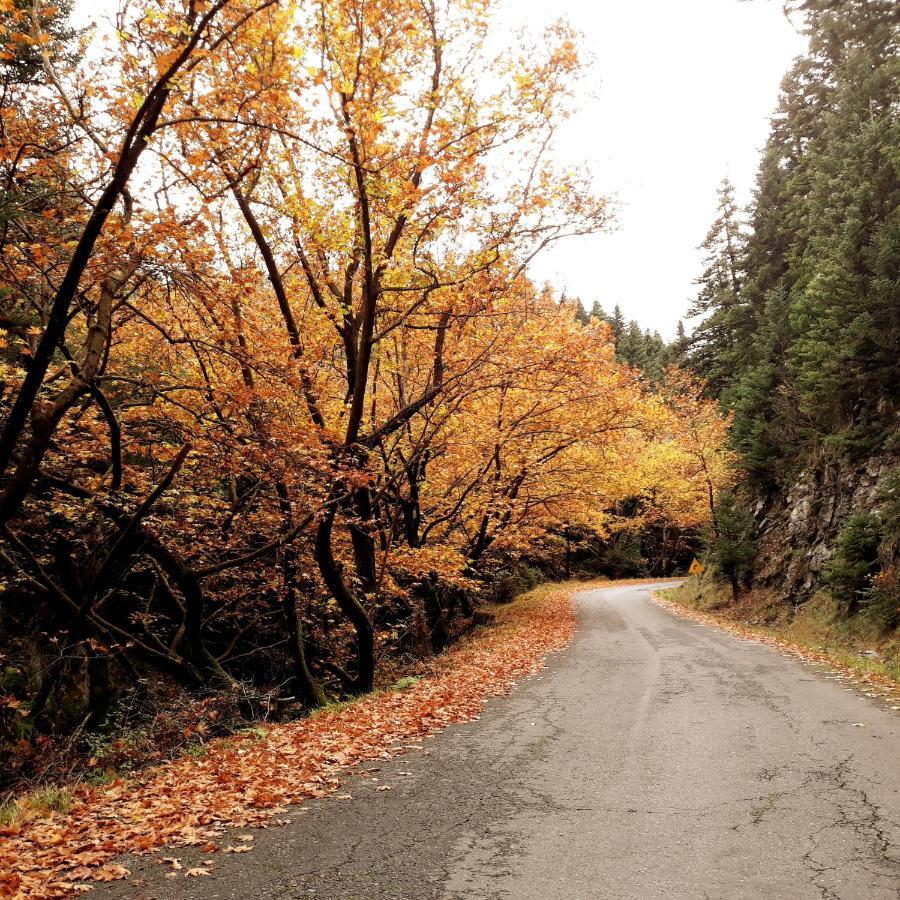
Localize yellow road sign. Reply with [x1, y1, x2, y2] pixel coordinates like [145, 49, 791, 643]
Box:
[689, 558, 705, 575]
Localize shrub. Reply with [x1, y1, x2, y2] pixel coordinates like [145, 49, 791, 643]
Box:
[490, 564, 544, 604]
[860, 565, 899, 632]
[825, 512, 881, 612]
[706, 491, 756, 599]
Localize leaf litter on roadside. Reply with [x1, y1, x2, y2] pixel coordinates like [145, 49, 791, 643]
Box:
[0, 585, 576, 898]
[651, 592, 900, 698]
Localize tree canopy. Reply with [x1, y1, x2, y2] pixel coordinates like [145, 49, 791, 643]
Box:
[0, 0, 730, 784]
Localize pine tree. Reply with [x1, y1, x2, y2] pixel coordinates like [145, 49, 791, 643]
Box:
[685, 178, 747, 397]
[610, 304, 625, 341]
[579, 302, 673, 385]
[568, 296, 591, 326]
[824, 513, 882, 613]
[689, 0, 899, 484]
[1, 0, 79, 87]
[706, 491, 756, 599]
[617, 321, 648, 371]
[784, 5, 900, 452]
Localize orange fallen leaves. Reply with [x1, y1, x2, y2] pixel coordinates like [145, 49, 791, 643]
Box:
[0, 587, 575, 898]
[91, 866, 129, 883]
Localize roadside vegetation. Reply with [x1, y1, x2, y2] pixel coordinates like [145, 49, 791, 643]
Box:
[674, 0, 898, 661]
[660, 577, 900, 685]
[0, 0, 737, 802]
[0, 580, 581, 897]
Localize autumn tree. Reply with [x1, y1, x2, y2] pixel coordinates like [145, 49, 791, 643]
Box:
[0, 0, 730, 783]
[174, 0, 611, 691]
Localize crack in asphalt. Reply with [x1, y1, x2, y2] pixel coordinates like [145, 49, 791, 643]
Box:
[795, 756, 900, 899]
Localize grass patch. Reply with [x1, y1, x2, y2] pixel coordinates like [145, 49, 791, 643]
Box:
[0, 800, 18, 827]
[84, 771, 115, 788]
[0, 785, 74, 827]
[309, 698, 358, 719]
[241, 725, 270, 740]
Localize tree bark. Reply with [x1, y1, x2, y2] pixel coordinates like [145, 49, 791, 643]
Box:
[314, 503, 375, 693]
[275, 483, 326, 707]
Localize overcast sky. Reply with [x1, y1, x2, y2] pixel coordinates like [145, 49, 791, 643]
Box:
[74, 0, 809, 340]
[497, 0, 808, 338]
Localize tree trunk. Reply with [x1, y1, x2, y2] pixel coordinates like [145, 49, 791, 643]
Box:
[86, 651, 110, 731]
[422, 576, 449, 653]
[349, 486, 377, 593]
[281, 559, 327, 707]
[275, 483, 326, 707]
[314, 504, 375, 693]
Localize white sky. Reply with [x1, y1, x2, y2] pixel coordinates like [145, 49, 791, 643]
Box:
[497, 0, 808, 338]
[74, 0, 808, 340]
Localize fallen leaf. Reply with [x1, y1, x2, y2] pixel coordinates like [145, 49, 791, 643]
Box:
[0, 588, 576, 896]
[94, 865, 130, 882]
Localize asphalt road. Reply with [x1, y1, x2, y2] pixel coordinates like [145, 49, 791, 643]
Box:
[100, 582, 900, 899]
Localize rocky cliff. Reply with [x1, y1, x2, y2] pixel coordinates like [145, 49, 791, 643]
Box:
[751, 452, 899, 602]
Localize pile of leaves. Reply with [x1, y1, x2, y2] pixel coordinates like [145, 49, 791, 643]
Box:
[0, 585, 576, 898]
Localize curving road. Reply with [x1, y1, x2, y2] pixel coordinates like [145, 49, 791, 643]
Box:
[102, 582, 900, 899]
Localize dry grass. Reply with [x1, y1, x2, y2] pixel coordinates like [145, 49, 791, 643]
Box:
[0, 786, 73, 828]
[658, 576, 900, 685]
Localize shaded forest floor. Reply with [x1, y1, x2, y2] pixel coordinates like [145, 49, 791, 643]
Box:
[656, 578, 900, 688]
[2, 579, 656, 898]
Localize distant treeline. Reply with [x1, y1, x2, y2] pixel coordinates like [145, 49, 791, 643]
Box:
[572, 301, 681, 385]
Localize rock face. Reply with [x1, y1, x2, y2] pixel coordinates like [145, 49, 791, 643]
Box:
[751, 453, 898, 602]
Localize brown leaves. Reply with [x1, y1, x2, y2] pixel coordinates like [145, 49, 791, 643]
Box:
[0, 586, 575, 897]
[92, 865, 130, 883]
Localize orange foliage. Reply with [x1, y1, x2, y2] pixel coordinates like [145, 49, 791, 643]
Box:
[0, 0, 733, 775]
